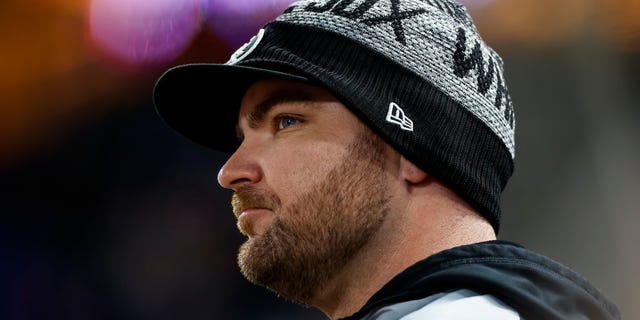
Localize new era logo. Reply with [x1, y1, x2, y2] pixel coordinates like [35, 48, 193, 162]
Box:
[386, 102, 413, 131]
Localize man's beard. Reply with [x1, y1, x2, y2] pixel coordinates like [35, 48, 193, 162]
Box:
[232, 129, 390, 304]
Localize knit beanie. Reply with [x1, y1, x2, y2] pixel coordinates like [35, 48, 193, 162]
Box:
[153, 0, 515, 232]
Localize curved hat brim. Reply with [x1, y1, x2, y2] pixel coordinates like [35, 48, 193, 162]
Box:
[153, 63, 309, 153]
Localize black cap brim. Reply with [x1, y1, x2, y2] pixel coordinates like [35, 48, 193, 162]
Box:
[153, 63, 309, 153]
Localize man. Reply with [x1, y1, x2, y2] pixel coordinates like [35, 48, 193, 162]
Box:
[153, 0, 620, 319]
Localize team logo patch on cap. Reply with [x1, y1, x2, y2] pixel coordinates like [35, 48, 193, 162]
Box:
[227, 28, 265, 65]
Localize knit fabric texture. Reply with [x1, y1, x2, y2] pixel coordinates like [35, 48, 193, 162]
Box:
[153, 0, 515, 232]
[274, 0, 515, 156]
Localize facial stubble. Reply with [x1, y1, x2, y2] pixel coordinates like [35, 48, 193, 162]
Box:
[234, 129, 390, 305]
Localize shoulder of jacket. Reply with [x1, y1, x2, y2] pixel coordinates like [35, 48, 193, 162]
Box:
[362, 289, 520, 320]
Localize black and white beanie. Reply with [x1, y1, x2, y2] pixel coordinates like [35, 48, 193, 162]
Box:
[153, 0, 515, 232]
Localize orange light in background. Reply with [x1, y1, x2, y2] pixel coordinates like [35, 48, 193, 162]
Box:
[1, 0, 85, 164]
[0, 0, 152, 166]
[469, 0, 640, 52]
[0, 0, 238, 168]
[605, 0, 640, 52]
[469, 0, 590, 47]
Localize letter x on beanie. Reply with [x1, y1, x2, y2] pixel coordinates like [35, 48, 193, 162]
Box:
[153, 0, 515, 233]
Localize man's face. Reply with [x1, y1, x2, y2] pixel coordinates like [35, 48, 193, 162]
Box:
[217, 79, 392, 304]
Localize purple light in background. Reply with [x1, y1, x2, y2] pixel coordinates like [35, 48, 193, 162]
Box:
[89, 0, 202, 66]
[203, 0, 296, 49]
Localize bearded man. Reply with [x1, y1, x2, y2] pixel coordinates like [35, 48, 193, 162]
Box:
[153, 0, 620, 319]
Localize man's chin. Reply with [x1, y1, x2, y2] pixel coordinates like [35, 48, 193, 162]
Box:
[236, 232, 317, 304]
[237, 236, 277, 284]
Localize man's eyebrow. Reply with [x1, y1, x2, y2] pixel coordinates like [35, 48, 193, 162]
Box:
[235, 90, 314, 142]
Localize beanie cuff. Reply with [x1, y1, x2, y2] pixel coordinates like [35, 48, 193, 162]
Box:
[241, 22, 513, 231]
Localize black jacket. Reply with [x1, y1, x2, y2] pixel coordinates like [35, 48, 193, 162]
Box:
[341, 241, 620, 320]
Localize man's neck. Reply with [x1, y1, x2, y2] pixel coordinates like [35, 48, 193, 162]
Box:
[309, 213, 412, 319]
[308, 188, 497, 319]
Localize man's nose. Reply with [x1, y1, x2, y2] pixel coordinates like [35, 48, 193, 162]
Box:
[217, 144, 263, 190]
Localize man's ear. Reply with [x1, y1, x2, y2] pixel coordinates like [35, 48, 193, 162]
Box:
[400, 156, 429, 184]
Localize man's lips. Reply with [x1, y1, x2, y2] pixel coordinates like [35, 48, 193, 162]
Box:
[237, 208, 274, 237]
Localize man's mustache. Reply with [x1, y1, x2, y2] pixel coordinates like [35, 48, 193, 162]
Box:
[231, 186, 282, 219]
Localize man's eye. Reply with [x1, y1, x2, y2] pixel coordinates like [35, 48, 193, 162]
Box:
[277, 116, 299, 130]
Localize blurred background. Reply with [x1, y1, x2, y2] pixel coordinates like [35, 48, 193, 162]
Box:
[0, 0, 638, 319]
